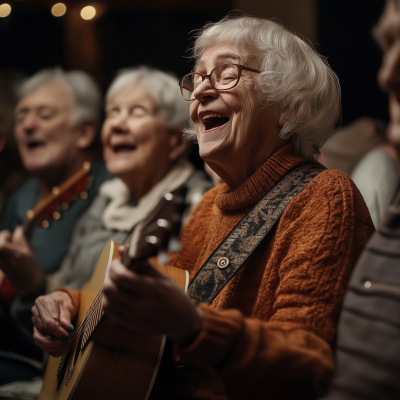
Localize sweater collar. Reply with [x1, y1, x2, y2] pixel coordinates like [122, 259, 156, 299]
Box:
[215, 143, 306, 211]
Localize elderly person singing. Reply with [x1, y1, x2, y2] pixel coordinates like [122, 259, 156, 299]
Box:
[7, 67, 211, 390]
[32, 16, 374, 399]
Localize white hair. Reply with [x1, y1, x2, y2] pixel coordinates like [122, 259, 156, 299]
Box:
[106, 67, 190, 131]
[18, 68, 101, 129]
[187, 15, 341, 160]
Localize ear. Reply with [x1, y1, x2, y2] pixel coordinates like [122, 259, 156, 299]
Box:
[168, 130, 188, 161]
[75, 122, 97, 150]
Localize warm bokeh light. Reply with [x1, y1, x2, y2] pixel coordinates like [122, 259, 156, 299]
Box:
[0, 3, 11, 18]
[80, 6, 96, 20]
[51, 3, 66, 17]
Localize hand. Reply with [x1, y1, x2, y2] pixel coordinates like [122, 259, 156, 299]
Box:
[32, 291, 75, 357]
[103, 248, 204, 346]
[0, 226, 45, 297]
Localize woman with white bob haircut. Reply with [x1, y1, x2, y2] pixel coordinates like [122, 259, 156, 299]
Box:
[32, 16, 373, 399]
[16, 66, 212, 301]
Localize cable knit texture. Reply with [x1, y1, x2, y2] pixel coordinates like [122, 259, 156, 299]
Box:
[169, 143, 374, 399]
[62, 144, 374, 400]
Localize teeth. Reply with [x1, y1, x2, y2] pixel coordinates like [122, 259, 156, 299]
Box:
[202, 113, 225, 121]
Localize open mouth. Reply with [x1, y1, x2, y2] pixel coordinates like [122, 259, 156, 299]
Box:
[26, 141, 45, 149]
[112, 144, 137, 153]
[202, 114, 230, 131]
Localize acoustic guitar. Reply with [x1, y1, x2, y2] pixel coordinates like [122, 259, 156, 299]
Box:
[0, 162, 92, 310]
[38, 186, 189, 400]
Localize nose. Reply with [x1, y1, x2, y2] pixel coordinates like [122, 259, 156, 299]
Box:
[109, 112, 130, 134]
[19, 112, 37, 135]
[378, 40, 400, 96]
[192, 77, 219, 103]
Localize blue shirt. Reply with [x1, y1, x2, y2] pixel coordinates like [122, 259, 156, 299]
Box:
[0, 161, 111, 274]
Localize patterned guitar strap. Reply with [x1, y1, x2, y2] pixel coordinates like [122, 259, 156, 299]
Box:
[188, 163, 323, 305]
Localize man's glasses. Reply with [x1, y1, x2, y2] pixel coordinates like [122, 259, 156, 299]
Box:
[179, 63, 261, 101]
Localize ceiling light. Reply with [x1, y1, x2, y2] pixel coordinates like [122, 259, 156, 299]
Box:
[51, 3, 66, 17]
[0, 3, 11, 18]
[80, 6, 96, 20]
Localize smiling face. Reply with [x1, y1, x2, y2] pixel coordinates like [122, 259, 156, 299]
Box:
[14, 82, 83, 176]
[189, 42, 285, 189]
[102, 83, 184, 198]
[377, 0, 400, 152]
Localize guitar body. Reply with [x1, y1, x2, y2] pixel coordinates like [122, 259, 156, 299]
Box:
[39, 241, 189, 400]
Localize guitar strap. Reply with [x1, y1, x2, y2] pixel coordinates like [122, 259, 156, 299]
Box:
[188, 163, 323, 306]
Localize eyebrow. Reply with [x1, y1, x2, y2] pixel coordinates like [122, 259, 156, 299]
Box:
[198, 52, 241, 68]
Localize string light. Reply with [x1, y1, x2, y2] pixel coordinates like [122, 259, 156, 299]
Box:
[0, 3, 11, 18]
[51, 3, 66, 17]
[80, 6, 96, 20]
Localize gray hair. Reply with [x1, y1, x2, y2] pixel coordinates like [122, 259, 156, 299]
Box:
[187, 15, 341, 160]
[106, 67, 190, 131]
[18, 68, 101, 129]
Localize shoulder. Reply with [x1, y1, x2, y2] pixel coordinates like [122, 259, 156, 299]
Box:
[182, 185, 223, 231]
[1, 179, 39, 230]
[285, 168, 373, 231]
[351, 147, 399, 191]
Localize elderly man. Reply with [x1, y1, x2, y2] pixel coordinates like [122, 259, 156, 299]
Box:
[0, 68, 108, 384]
[323, 1, 400, 399]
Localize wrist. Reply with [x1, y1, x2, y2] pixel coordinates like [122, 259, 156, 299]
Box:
[173, 307, 204, 348]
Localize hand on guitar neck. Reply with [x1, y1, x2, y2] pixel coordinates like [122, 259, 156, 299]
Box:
[102, 245, 204, 347]
[0, 226, 45, 297]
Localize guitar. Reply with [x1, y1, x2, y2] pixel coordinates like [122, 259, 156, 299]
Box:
[38, 186, 189, 400]
[0, 162, 92, 310]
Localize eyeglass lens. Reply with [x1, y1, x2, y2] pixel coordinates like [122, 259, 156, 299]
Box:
[181, 64, 240, 100]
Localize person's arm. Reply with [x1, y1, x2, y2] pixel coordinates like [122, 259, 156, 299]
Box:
[172, 172, 375, 400]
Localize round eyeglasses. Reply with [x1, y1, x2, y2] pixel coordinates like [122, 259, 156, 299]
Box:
[179, 63, 261, 101]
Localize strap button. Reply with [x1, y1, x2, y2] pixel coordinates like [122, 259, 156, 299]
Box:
[217, 257, 230, 269]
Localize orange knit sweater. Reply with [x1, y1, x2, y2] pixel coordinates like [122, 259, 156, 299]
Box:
[65, 144, 374, 400]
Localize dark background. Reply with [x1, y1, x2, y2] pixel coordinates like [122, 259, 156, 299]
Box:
[0, 0, 389, 140]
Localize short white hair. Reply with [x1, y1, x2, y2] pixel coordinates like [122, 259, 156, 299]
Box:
[106, 67, 190, 131]
[18, 68, 101, 129]
[188, 15, 341, 160]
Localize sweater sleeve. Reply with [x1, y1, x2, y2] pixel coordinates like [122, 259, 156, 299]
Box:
[174, 171, 375, 400]
[55, 288, 80, 320]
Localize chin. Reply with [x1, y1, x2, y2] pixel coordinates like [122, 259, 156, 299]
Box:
[106, 159, 136, 178]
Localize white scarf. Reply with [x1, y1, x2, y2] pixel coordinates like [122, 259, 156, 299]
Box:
[99, 159, 194, 232]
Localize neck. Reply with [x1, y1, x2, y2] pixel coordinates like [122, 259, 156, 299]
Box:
[121, 160, 175, 202]
[206, 140, 289, 191]
[37, 150, 96, 201]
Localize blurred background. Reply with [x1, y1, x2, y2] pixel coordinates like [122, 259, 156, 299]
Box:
[0, 0, 388, 172]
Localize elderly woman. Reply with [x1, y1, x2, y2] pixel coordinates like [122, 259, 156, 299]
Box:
[7, 66, 211, 386]
[32, 17, 373, 399]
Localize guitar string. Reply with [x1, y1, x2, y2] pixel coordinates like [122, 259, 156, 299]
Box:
[67, 246, 131, 352]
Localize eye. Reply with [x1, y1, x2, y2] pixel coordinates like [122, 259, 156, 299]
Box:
[15, 111, 26, 124]
[39, 110, 55, 120]
[107, 107, 119, 117]
[131, 106, 147, 117]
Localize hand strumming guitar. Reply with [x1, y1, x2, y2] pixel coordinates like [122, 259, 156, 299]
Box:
[0, 226, 45, 297]
[102, 246, 204, 347]
[31, 290, 75, 357]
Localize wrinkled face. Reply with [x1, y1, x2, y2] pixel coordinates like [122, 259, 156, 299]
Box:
[102, 84, 171, 180]
[377, 0, 400, 150]
[190, 42, 281, 163]
[14, 82, 81, 174]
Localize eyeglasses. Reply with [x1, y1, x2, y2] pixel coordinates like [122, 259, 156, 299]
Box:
[179, 63, 261, 101]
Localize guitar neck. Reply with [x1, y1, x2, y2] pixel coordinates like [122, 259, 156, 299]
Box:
[23, 162, 92, 236]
